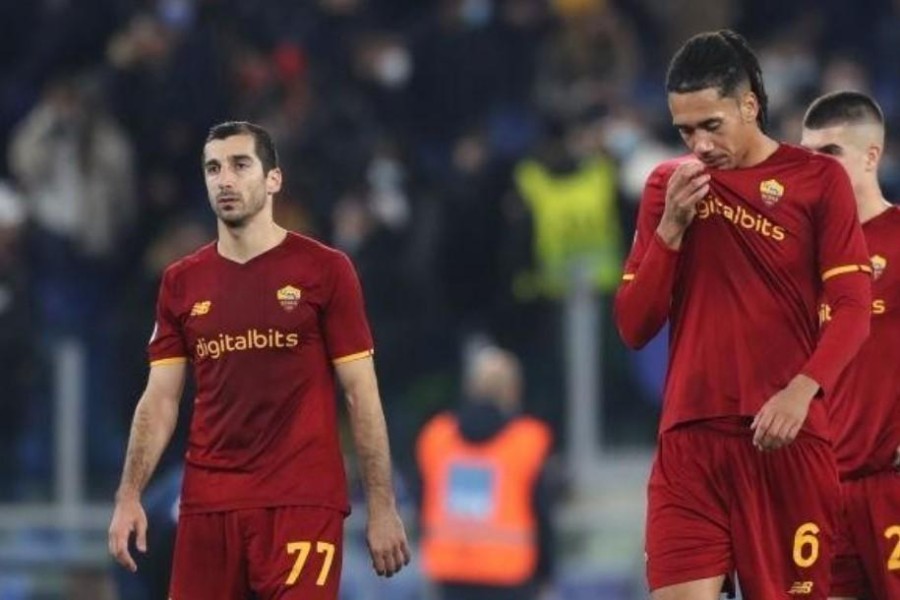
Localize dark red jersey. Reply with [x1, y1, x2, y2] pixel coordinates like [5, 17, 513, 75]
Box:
[616, 145, 871, 437]
[824, 206, 900, 478]
[149, 232, 373, 514]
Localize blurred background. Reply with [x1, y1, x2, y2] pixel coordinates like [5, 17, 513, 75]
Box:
[1, 0, 900, 598]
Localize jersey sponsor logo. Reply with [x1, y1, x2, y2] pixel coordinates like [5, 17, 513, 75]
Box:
[820, 299, 887, 323]
[696, 194, 786, 241]
[872, 254, 887, 280]
[277, 285, 303, 312]
[759, 178, 785, 206]
[190, 300, 212, 316]
[788, 581, 813, 595]
[195, 328, 300, 360]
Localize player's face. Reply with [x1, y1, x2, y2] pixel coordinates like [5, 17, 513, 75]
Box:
[800, 125, 869, 191]
[669, 87, 757, 169]
[202, 134, 281, 227]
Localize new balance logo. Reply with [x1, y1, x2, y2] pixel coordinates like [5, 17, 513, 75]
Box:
[788, 581, 814, 595]
[190, 300, 212, 316]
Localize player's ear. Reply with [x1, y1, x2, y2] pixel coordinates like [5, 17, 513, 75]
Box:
[864, 144, 882, 172]
[266, 167, 283, 195]
[740, 91, 758, 124]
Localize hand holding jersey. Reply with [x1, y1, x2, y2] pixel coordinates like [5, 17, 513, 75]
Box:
[657, 161, 711, 250]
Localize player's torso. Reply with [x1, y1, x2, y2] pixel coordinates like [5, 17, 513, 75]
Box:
[182, 249, 327, 381]
[172, 238, 338, 465]
[662, 149, 829, 427]
[826, 206, 900, 476]
[678, 162, 821, 321]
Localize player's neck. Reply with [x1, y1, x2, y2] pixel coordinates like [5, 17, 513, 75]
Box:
[737, 132, 779, 168]
[857, 185, 892, 224]
[217, 216, 287, 264]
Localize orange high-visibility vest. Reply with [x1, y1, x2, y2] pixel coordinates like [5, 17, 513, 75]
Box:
[417, 412, 552, 585]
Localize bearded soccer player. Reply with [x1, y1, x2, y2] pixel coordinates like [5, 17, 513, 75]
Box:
[108, 121, 411, 599]
[615, 31, 873, 600]
[801, 91, 900, 600]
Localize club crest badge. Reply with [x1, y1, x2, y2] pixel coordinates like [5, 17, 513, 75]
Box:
[871, 255, 887, 280]
[759, 179, 784, 207]
[277, 285, 303, 312]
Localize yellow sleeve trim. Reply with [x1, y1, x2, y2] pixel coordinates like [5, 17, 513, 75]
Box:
[150, 357, 188, 366]
[332, 349, 374, 364]
[622, 273, 635, 281]
[821, 264, 873, 281]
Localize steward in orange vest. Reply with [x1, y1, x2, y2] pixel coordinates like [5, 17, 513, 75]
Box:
[416, 347, 556, 600]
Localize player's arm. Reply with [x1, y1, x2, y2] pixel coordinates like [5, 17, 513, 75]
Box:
[614, 161, 709, 348]
[753, 163, 871, 451]
[336, 356, 411, 577]
[108, 361, 186, 572]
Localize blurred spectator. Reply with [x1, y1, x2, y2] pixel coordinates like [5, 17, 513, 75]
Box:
[511, 118, 623, 300]
[417, 346, 558, 600]
[536, 0, 640, 122]
[9, 71, 136, 494]
[10, 72, 135, 262]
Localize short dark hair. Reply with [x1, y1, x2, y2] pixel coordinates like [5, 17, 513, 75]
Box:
[204, 121, 279, 173]
[803, 91, 884, 130]
[666, 29, 769, 129]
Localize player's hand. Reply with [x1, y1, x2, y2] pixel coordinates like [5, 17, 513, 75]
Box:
[751, 374, 819, 451]
[108, 492, 148, 572]
[366, 503, 411, 578]
[657, 161, 710, 249]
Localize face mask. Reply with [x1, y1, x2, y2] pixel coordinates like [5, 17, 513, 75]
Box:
[374, 46, 412, 89]
[605, 121, 643, 159]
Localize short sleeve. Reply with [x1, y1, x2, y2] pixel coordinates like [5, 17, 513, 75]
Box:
[816, 161, 872, 281]
[148, 268, 189, 366]
[323, 252, 374, 364]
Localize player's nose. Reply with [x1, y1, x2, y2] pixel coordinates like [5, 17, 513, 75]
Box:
[693, 137, 715, 154]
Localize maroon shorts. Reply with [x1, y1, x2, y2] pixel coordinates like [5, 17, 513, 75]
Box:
[831, 470, 900, 599]
[646, 419, 840, 599]
[170, 506, 344, 600]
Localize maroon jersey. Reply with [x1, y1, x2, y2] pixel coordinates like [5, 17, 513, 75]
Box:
[824, 206, 900, 479]
[148, 232, 373, 514]
[617, 145, 871, 437]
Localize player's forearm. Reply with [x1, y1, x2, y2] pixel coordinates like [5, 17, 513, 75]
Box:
[614, 233, 679, 349]
[345, 385, 398, 511]
[801, 272, 871, 393]
[116, 394, 179, 500]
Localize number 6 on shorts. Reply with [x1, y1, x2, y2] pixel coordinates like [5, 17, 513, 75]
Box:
[792, 522, 820, 568]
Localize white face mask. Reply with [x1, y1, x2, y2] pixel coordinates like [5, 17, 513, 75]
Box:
[374, 46, 412, 89]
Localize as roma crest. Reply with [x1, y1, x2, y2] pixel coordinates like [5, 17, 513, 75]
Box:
[759, 179, 784, 207]
[277, 285, 303, 312]
[871, 255, 887, 280]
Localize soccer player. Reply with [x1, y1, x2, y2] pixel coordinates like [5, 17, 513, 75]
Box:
[108, 121, 411, 599]
[801, 91, 900, 600]
[615, 31, 872, 600]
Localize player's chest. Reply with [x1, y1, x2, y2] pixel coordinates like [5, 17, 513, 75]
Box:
[690, 177, 814, 260]
[177, 268, 325, 341]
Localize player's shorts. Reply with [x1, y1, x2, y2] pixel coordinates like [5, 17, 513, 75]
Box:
[645, 418, 839, 599]
[831, 470, 900, 599]
[170, 505, 344, 600]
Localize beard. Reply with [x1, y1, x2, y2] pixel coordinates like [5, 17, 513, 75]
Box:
[212, 190, 267, 228]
